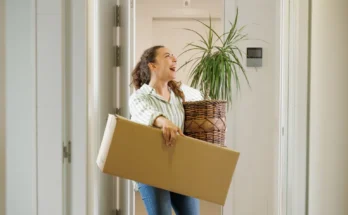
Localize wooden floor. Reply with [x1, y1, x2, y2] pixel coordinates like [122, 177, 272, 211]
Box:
[135, 192, 222, 215]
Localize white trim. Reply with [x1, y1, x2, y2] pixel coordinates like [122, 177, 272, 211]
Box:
[287, 0, 297, 214]
[86, 0, 99, 214]
[89, 0, 100, 213]
[70, 0, 89, 214]
[287, 0, 296, 214]
[278, 0, 311, 214]
[278, 0, 290, 213]
[62, 0, 69, 214]
[279, 0, 310, 214]
[0, 0, 5, 212]
[33, 0, 39, 214]
[130, 1, 136, 215]
[287, 0, 310, 214]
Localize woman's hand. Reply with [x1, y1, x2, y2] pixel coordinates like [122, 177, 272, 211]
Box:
[153, 116, 184, 146]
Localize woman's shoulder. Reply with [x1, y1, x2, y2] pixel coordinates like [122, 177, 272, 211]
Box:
[180, 84, 204, 101]
[129, 87, 151, 104]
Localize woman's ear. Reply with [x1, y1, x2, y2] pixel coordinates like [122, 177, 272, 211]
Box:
[148, 62, 156, 72]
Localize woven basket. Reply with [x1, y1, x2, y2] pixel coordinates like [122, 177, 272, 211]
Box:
[183, 100, 227, 147]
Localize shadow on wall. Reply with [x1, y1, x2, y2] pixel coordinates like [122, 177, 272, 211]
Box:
[0, 0, 6, 213]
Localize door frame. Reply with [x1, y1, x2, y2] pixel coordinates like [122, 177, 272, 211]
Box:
[65, 0, 89, 214]
[282, 0, 311, 215]
[278, 0, 291, 213]
[0, 0, 6, 214]
[134, 3, 224, 215]
[278, 0, 310, 215]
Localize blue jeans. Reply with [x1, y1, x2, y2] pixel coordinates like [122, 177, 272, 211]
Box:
[138, 183, 200, 215]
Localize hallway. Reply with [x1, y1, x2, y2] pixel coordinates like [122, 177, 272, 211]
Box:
[1, 0, 348, 215]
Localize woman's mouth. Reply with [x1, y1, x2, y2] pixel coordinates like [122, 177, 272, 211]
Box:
[170, 67, 176, 72]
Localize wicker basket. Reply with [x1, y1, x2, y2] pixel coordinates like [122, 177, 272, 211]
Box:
[183, 100, 227, 147]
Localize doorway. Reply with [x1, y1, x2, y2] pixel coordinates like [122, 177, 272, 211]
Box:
[134, 1, 224, 214]
[86, 0, 287, 214]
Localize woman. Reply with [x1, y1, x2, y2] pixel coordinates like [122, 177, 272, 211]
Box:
[129, 45, 203, 215]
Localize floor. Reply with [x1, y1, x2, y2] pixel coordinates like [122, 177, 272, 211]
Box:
[135, 192, 222, 215]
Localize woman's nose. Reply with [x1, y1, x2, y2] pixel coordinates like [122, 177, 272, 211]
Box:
[172, 55, 177, 62]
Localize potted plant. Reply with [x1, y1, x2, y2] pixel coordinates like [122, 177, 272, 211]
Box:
[178, 9, 250, 146]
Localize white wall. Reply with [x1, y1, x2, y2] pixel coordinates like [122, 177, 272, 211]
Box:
[224, 0, 280, 214]
[308, 1, 348, 215]
[5, 0, 37, 214]
[0, 0, 6, 214]
[136, 0, 223, 62]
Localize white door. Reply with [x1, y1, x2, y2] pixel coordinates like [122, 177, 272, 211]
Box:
[37, 4, 65, 215]
[87, 0, 116, 214]
[118, 0, 136, 214]
[87, 0, 135, 214]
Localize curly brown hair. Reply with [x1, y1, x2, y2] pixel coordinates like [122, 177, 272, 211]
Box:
[131, 45, 185, 101]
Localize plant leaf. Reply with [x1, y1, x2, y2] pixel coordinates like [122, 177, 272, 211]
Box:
[182, 28, 209, 48]
[193, 17, 224, 45]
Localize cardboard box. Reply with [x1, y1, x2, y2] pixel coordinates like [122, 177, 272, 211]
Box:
[96, 114, 240, 205]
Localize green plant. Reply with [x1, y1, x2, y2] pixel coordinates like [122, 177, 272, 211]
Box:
[177, 9, 250, 108]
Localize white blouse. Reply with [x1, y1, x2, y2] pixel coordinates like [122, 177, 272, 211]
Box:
[129, 83, 204, 130]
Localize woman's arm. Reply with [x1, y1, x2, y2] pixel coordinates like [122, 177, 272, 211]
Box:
[129, 94, 183, 146]
[180, 84, 204, 101]
[153, 116, 184, 146]
[129, 94, 168, 126]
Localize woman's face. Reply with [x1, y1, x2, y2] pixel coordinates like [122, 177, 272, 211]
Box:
[149, 47, 177, 82]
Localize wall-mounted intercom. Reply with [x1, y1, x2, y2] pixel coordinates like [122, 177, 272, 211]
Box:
[246, 47, 263, 67]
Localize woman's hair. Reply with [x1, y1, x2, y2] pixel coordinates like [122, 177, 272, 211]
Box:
[131, 45, 185, 101]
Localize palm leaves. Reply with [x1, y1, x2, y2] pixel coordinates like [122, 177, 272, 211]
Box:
[178, 9, 249, 109]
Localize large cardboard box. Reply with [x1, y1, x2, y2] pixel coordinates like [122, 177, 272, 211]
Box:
[96, 114, 240, 205]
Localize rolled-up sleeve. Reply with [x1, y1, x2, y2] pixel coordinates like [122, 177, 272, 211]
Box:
[129, 94, 167, 126]
[181, 84, 204, 101]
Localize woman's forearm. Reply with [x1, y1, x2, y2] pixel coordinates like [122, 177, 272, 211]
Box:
[153, 116, 166, 128]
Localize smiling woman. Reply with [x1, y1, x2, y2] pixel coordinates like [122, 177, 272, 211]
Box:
[129, 45, 204, 215]
[130, 45, 204, 146]
[131, 46, 185, 102]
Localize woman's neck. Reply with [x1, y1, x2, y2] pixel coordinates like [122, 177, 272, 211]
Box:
[149, 80, 170, 97]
